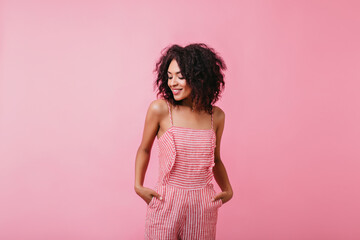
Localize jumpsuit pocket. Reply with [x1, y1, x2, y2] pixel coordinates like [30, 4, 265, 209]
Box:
[217, 198, 223, 208]
[148, 196, 156, 207]
[209, 185, 223, 208]
[147, 185, 163, 208]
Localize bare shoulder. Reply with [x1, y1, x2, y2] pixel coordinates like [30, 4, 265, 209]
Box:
[213, 105, 225, 122]
[212, 105, 225, 135]
[147, 99, 168, 119]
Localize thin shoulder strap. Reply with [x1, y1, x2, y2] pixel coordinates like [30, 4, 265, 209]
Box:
[211, 106, 214, 130]
[166, 100, 173, 126]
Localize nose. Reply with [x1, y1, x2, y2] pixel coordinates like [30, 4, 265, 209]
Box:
[169, 76, 178, 86]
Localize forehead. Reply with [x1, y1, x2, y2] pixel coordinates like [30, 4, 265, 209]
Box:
[168, 59, 181, 73]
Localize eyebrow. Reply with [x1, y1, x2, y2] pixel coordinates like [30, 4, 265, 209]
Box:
[167, 71, 182, 74]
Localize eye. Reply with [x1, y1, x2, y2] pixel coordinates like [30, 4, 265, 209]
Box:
[179, 76, 184, 79]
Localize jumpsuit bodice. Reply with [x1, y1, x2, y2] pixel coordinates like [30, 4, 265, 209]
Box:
[156, 100, 216, 189]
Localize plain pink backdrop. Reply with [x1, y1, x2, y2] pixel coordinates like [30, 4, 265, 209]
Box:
[1, 0, 359, 239]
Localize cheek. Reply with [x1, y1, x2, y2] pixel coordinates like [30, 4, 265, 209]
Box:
[185, 87, 192, 95]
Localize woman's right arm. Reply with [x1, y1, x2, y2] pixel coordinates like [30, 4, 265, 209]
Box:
[134, 100, 164, 204]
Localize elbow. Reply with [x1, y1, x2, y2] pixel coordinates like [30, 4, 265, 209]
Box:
[214, 156, 222, 165]
[137, 146, 151, 155]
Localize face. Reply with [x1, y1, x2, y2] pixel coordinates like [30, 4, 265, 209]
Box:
[167, 59, 192, 101]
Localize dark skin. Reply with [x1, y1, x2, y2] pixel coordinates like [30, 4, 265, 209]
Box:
[134, 100, 233, 205]
[134, 59, 233, 205]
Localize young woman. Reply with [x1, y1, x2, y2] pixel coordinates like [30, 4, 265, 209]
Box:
[134, 43, 233, 239]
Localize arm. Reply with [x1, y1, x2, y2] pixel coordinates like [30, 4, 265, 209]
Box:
[134, 100, 164, 204]
[212, 107, 233, 204]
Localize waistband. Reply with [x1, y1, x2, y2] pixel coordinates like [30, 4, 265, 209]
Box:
[155, 182, 215, 191]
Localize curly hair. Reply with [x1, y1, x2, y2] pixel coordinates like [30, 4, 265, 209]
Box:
[154, 43, 226, 114]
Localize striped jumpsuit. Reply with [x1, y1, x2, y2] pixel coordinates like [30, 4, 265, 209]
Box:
[145, 100, 223, 240]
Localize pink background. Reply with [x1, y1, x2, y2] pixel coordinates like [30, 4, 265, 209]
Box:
[1, 0, 359, 239]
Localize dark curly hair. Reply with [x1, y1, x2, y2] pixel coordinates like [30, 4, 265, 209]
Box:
[154, 43, 226, 114]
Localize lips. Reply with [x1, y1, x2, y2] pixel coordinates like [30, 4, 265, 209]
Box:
[172, 89, 182, 95]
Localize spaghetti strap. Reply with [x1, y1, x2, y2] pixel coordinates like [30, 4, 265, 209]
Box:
[211, 107, 214, 130]
[166, 100, 173, 126]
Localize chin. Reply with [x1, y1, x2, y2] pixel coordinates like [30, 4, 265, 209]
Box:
[172, 95, 183, 101]
[172, 93, 190, 102]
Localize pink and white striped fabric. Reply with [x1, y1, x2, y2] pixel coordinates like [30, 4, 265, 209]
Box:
[145, 100, 223, 240]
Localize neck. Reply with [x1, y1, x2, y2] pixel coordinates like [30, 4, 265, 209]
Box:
[180, 97, 194, 111]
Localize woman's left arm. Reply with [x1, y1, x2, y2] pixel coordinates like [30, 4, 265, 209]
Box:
[212, 107, 233, 204]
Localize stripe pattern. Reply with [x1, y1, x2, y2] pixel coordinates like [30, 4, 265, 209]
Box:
[145, 183, 222, 240]
[166, 126, 216, 189]
[145, 100, 222, 239]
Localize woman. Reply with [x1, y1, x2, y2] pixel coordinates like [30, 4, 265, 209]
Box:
[134, 43, 233, 240]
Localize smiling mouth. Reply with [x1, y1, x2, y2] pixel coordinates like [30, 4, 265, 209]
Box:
[172, 89, 182, 94]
